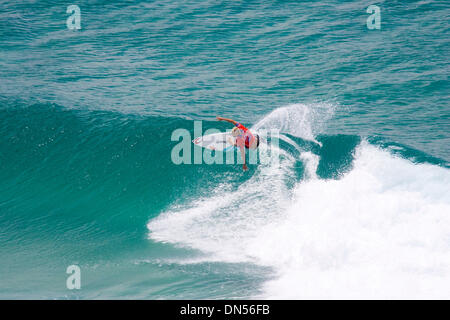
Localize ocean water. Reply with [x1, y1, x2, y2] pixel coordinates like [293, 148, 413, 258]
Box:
[0, 0, 449, 299]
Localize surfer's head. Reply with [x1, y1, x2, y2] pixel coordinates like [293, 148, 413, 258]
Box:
[231, 127, 242, 137]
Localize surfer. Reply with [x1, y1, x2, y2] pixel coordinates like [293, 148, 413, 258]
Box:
[216, 116, 260, 171]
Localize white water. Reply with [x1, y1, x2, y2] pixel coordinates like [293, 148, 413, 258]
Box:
[254, 142, 450, 299]
[147, 104, 450, 299]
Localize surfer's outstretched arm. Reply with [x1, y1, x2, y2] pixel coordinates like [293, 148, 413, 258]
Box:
[216, 116, 237, 125]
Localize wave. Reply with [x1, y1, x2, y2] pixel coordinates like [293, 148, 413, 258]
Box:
[2, 101, 448, 298]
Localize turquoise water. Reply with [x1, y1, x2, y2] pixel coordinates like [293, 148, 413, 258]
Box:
[0, 0, 449, 299]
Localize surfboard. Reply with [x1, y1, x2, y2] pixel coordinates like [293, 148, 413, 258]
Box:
[192, 132, 236, 151]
